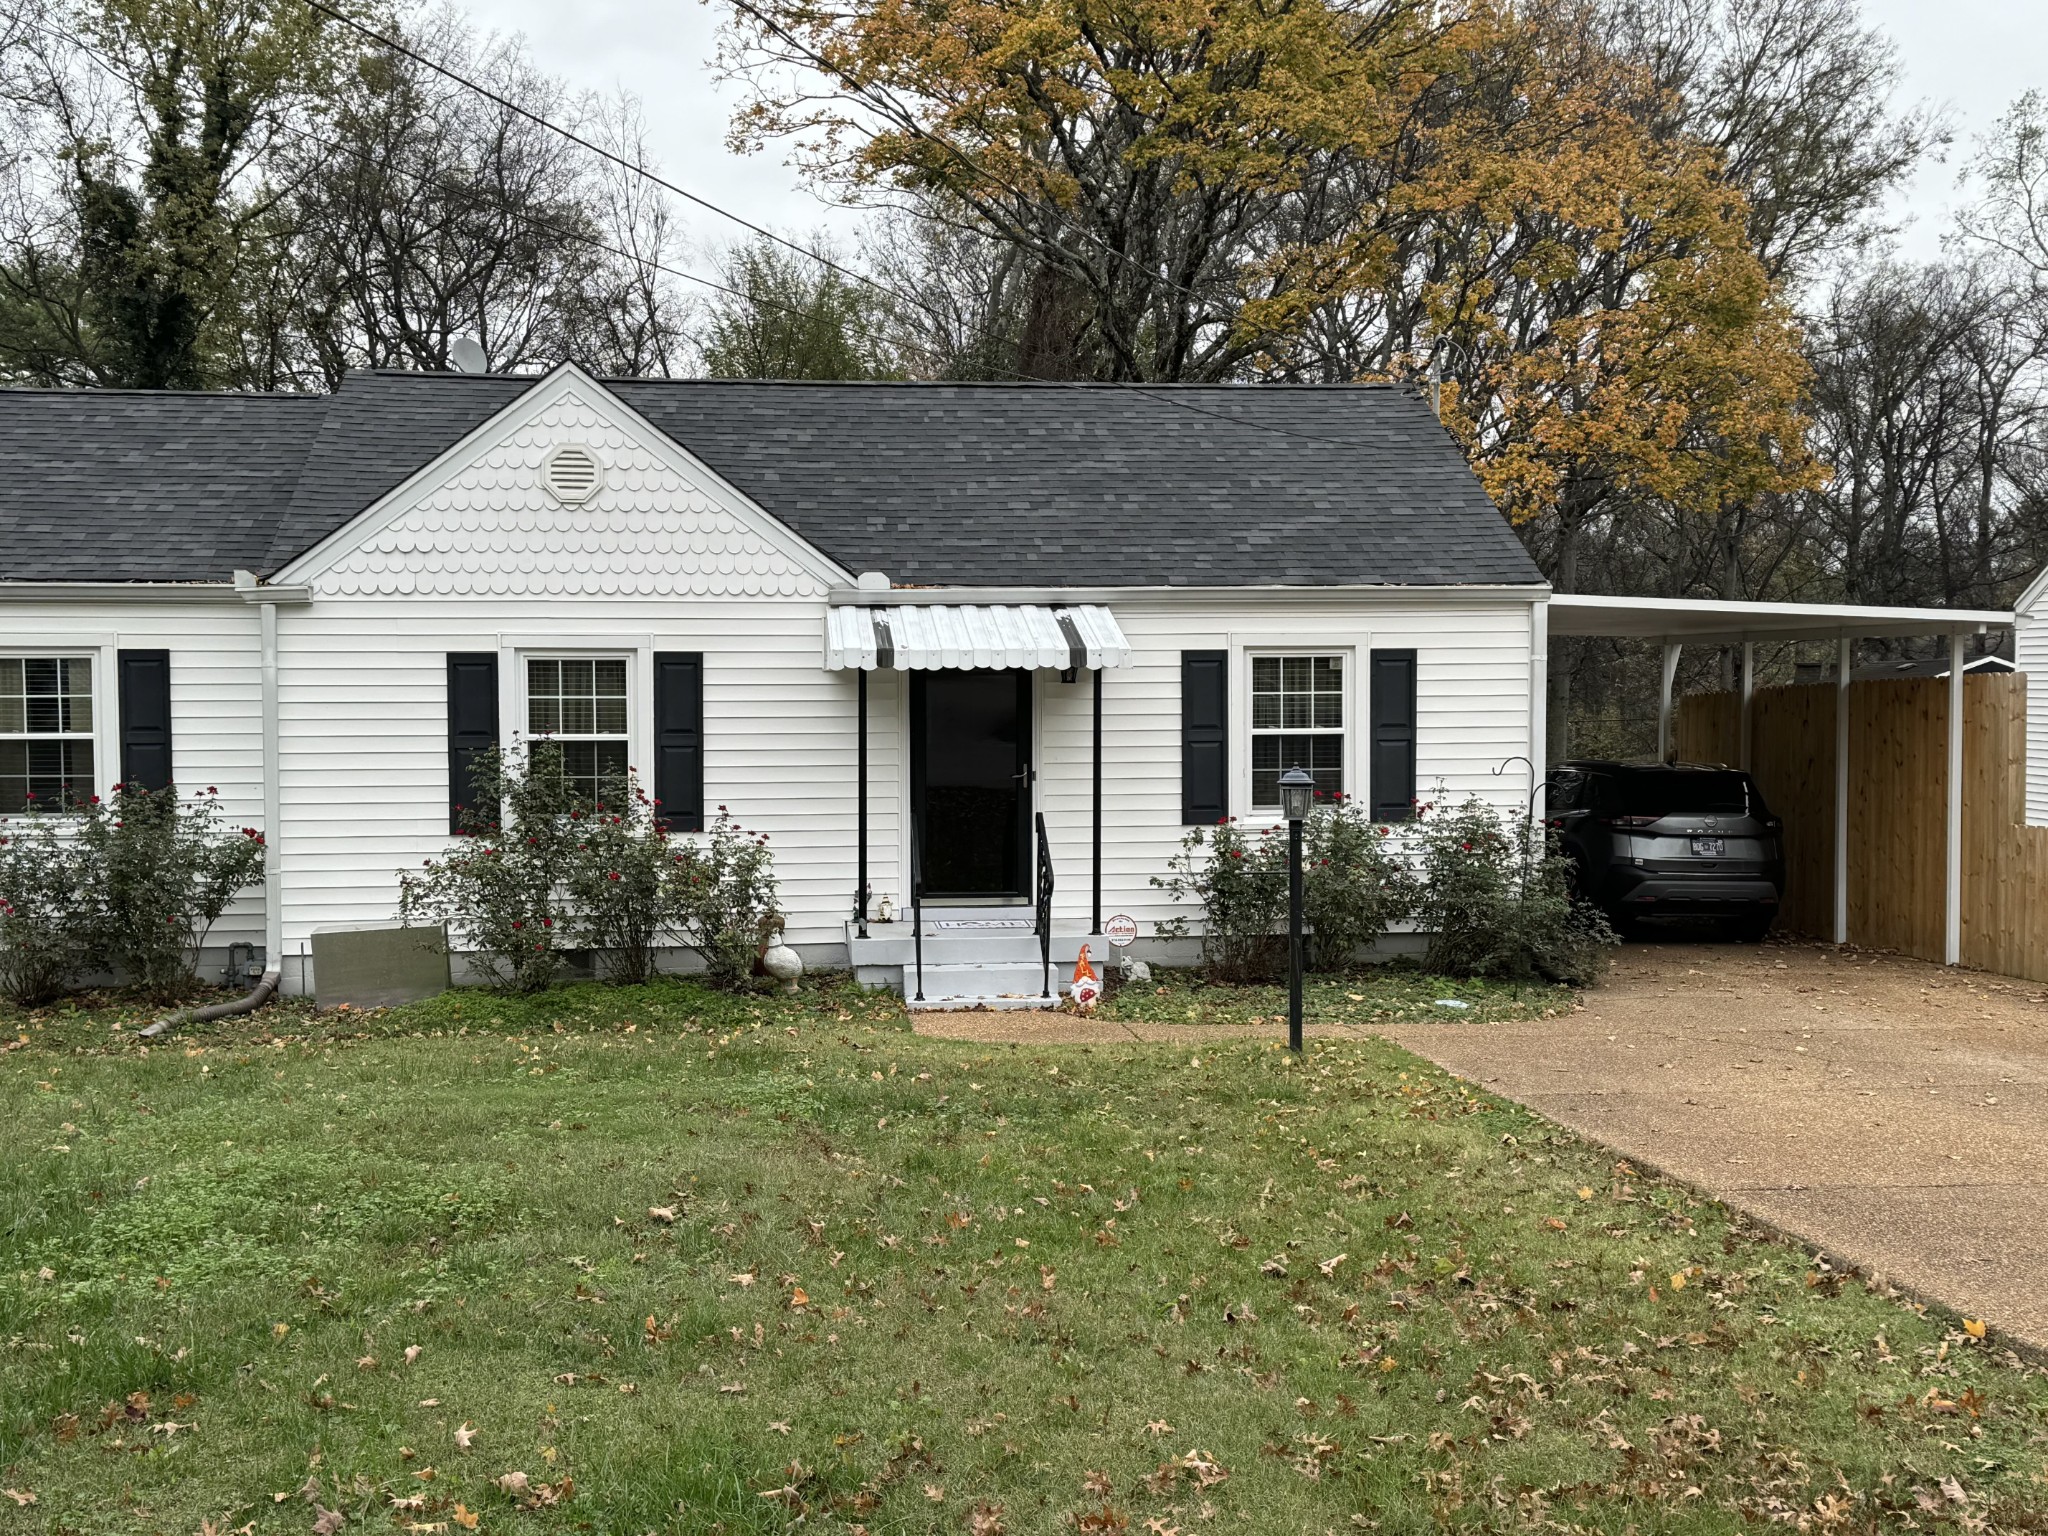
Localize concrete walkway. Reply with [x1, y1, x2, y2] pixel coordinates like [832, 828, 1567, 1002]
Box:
[913, 943, 2048, 1349]
[1386, 942, 2048, 1351]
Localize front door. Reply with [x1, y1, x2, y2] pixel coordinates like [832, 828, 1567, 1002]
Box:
[912, 670, 1031, 900]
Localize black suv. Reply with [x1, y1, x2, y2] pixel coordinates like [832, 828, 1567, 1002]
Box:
[1547, 761, 1785, 939]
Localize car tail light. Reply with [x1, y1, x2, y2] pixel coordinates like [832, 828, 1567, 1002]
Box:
[1604, 815, 1659, 827]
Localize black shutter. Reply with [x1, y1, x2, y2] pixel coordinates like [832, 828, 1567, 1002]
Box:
[654, 652, 704, 832]
[117, 649, 173, 790]
[446, 652, 498, 833]
[1369, 649, 1417, 822]
[1180, 650, 1228, 824]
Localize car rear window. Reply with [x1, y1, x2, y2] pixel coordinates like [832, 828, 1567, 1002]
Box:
[1617, 772, 1749, 816]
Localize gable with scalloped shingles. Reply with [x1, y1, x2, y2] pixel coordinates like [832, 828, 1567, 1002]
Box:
[310, 386, 833, 602]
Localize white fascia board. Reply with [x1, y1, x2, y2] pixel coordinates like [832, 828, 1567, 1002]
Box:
[2015, 564, 2048, 616]
[826, 583, 1552, 607]
[271, 361, 857, 591]
[1549, 592, 2012, 644]
[0, 582, 246, 604]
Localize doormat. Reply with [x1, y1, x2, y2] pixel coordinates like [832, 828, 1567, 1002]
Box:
[933, 918, 1034, 930]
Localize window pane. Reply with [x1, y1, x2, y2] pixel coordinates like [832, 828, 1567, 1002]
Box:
[1282, 656, 1310, 693]
[1282, 692, 1311, 728]
[561, 697, 595, 734]
[64, 657, 92, 696]
[1251, 657, 1279, 692]
[1313, 691, 1342, 729]
[0, 740, 22, 812]
[529, 696, 560, 734]
[24, 658, 58, 695]
[595, 741, 628, 781]
[527, 658, 559, 696]
[1251, 693, 1280, 729]
[561, 658, 595, 695]
[25, 696, 59, 732]
[1312, 655, 1342, 688]
[593, 659, 627, 695]
[0, 658, 19, 699]
[0, 694, 19, 734]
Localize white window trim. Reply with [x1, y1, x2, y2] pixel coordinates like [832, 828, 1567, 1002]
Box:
[0, 643, 116, 810]
[509, 648, 646, 794]
[1236, 644, 1358, 821]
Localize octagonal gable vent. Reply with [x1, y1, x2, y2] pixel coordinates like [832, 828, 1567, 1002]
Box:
[544, 445, 602, 504]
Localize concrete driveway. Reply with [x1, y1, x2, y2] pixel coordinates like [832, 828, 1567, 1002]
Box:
[1386, 941, 2048, 1351]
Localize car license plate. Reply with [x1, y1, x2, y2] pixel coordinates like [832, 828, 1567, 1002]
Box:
[1691, 836, 1724, 857]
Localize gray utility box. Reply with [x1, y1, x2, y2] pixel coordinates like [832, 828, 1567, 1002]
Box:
[312, 922, 450, 1010]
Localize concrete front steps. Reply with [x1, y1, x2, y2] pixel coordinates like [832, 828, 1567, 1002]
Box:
[848, 908, 1099, 1011]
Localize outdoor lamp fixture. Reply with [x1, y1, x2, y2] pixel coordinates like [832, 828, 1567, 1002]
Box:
[1279, 765, 1315, 1053]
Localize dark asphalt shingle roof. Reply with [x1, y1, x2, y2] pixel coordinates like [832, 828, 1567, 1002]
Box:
[1, 371, 1542, 588]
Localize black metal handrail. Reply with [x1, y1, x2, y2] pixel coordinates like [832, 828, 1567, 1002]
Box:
[1034, 811, 1054, 1000]
[911, 812, 925, 1003]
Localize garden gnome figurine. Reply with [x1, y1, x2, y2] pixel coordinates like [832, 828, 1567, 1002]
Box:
[759, 912, 803, 994]
[1069, 944, 1102, 1012]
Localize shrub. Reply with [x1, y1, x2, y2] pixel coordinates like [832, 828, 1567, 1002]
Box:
[73, 783, 266, 1003]
[1408, 796, 1613, 985]
[0, 808, 96, 1005]
[1302, 794, 1415, 971]
[1153, 819, 1288, 982]
[398, 743, 586, 993]
[563, 769, 675, 985]
[671, 809, 779, 989]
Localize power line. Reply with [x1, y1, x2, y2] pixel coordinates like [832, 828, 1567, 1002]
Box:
[283, 0, 1418, 450]
[24, 1, 1427, 451]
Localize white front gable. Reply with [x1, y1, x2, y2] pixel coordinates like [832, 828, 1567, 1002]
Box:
[276, 365, 851, 601]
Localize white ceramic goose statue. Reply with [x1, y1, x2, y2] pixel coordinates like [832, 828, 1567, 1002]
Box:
[759, 912, 803, 993]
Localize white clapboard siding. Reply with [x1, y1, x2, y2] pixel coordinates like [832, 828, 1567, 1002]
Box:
[1033, 595, 1535, 937]
[2019, 612, 2048, 826]
[274, 376, 898, 958]
[0, 600, 266, 945]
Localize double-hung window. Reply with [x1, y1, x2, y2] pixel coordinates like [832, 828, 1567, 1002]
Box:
[526, 657, 629, 801]
[0, 657, 94, 812]
[1250, 654, 1344, 809]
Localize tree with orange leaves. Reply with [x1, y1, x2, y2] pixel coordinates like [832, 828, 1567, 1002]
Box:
[718, 0, 1819, 553]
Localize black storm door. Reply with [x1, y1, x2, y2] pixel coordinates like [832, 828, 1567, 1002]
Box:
[912, 669, 1031, 900]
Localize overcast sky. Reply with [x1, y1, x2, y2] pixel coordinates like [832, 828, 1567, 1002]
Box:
[461, 0, 2040, 271]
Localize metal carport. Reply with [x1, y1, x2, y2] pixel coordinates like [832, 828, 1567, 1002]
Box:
[1547, 595, 2013, 964]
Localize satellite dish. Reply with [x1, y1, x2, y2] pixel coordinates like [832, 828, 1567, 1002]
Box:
[448, 335, 488, 374]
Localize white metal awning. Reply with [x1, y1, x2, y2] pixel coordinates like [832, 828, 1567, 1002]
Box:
[825, 603, 1131, 671]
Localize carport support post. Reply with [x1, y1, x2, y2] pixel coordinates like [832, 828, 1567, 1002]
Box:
[1739, 642, 1755, 772]
[1657, 643, 1681, 762]
[1834, 637, 1850, 945]
[1946, 631, 1965, 965]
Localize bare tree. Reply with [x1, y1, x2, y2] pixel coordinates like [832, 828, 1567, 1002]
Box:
[276, 9, 687, 387]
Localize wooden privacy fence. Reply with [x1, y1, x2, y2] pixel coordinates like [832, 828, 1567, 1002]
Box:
[1675, 673, 2048, 981]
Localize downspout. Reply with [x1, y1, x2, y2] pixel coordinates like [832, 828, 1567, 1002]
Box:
[1529, 597, 1549, 818]
[141, 587, 284, 1037]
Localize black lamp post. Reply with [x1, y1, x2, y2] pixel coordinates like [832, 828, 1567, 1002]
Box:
[1278, 766, 1315, 1053]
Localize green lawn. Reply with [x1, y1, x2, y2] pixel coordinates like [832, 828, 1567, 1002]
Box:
[2, 975, 2043, 1535]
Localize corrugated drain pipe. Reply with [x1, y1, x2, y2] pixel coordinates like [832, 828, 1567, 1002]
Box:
[138, 968, 282, 1040]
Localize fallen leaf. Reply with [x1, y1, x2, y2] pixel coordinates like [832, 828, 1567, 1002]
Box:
[455, 1423, 477, 1451]
[648, 1206, 676, 1224]
[789, 1286, 809, 1307]
[312, 1508, 345, 1535]
[451, 1505, 479, 1531]
[1576, 1187, 1593, 1200]
[403, 1345, 422, 1366]
[1317, 1253, 1348, 1278]
[1963, 1318, 1987, 1339]
[967, 1500, 1006, 1535]
[1, 1490, 36, 1508]
[924, 1483, 945, 1501]
[1669, 1272, 1686, 1291]
[494, 1473, 529, 1497]
[1145, 1420, 1175, 1436]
